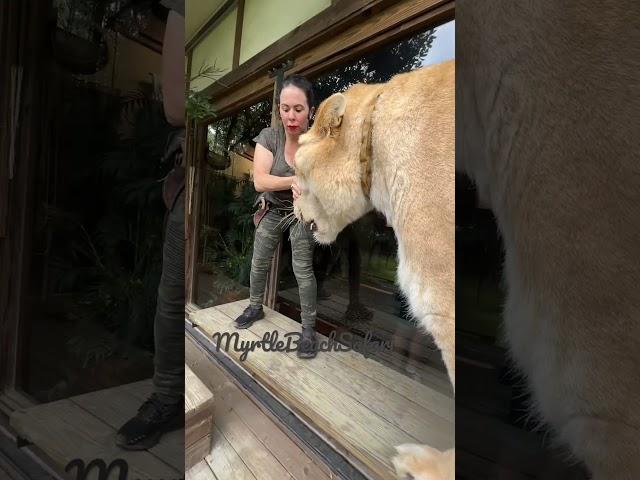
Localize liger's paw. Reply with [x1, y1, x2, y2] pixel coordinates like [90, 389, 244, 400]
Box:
[392, 444, 454, 480]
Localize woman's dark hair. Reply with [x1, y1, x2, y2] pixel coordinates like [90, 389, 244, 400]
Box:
[279, 74, 315, 112]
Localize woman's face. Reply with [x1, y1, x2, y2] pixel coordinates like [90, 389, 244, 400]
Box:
[279, 85, 310, 136]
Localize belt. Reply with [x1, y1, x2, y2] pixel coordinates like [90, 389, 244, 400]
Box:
[272, 205, 293, 216]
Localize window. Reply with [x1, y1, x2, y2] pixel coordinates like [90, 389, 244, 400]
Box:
[15, 1, 169, 402]
[277, 20, 456, 385]
[196, 99, 272, 307]
[190, 17, 456, 478]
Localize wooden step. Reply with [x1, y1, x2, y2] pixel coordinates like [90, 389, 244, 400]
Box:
[192, 299, 454, 480]
[185, 364, 214, 471]
[9, 380, 183, 478]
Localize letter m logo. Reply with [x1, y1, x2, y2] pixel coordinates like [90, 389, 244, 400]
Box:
[66, 458, 129, 480]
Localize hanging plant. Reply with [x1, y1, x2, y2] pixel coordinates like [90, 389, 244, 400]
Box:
[207, 151, 231, 170]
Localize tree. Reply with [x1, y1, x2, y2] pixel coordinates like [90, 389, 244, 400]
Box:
[313, 29, 435, 103]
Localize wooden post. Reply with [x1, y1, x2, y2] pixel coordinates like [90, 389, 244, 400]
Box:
[232, 0, 245, 69]
[185, 121, 206, 305]
[263, 60, 293, 309]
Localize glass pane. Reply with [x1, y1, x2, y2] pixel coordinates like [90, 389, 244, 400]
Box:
[195, 99, 272, 307]
[276, 20, 456, 388]
[20, 1, 170, 401]
[196, 20, 456, 472]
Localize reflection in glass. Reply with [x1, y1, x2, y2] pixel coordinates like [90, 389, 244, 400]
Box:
[196, 99, 271, 307]
[276, 20, 455, 389]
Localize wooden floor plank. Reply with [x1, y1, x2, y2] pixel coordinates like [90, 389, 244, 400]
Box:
[216, 407, 294, 480]
[205, 425, 257, 480]
[0, 464, 18, 480]
[279, 288, 451, 392]
[0, 451, 28, 480]
[192, 306, 444, 480]
[281, 286, 435, 350]
[325, 291, 448, 369]
[69, 380, 184, 473]
[456, 407, 588, 479]
[120, 381, 185, 471]
[324, 334, 452, 403]
[217, 301, 453, 445]
[456, 449, 534, 480]
[0, 431, 59, 480]
[186, 460, 218, 480]
[278, 288, 435, 361]
[221, 299, 453, 420]
[186, 336, 334, 480]
[10, 399, 179, 479]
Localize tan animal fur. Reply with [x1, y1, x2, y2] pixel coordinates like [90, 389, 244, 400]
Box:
[457, 2, 640, 478]
[294, 60, 455, 480]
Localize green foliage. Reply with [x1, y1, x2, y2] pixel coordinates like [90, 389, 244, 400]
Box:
[207, 99, 271, 154]
[314, 29, 435, 103]
[43, 81, 173, 366]
[187, 63, 222, 122]
[200, 174, 256, 286]
[199, 26, 437, 298]
[187, 92, 217, 122]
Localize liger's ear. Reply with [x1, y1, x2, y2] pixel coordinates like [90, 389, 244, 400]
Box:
[316, 93, 346, 136]
[326, 93, 346, 127]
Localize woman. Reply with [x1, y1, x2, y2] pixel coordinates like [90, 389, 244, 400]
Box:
[116, 0, 185, 450]
[233, 74, 318, 359]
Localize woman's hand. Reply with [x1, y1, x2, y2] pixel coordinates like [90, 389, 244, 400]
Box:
[291, 177, 302, 201]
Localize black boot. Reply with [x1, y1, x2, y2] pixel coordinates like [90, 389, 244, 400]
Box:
[297, 326, 318, 359]
[116, 394, 183, 450]
[317, 284, 331, 300]
[234, 304, 264, 329]
[343, 302, 373, 324]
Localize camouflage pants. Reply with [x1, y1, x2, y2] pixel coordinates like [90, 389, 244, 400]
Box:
[250, 210, 317, 327]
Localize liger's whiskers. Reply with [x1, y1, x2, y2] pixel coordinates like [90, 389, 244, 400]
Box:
[288, 217, 302, 241]
[285, 213, 299, 231]
[276, 211, 295, 229]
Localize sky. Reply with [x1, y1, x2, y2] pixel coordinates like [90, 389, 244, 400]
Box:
[421, 19, 455, 67]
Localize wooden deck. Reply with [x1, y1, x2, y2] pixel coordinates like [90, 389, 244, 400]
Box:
[185, 364, 214, 470]
[9, 381, 183, 479]
[0, 432, 53, 480]
[278, 286, 451, 391]
[189, 299, 454, 480]
[185, 335, 335, 480]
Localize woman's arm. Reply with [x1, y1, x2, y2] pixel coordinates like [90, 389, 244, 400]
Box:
[253, 144, 296, 192]
[162, 10, 185, 127]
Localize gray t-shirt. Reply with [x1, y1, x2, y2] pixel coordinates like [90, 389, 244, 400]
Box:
[253, 126, 294, 210]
